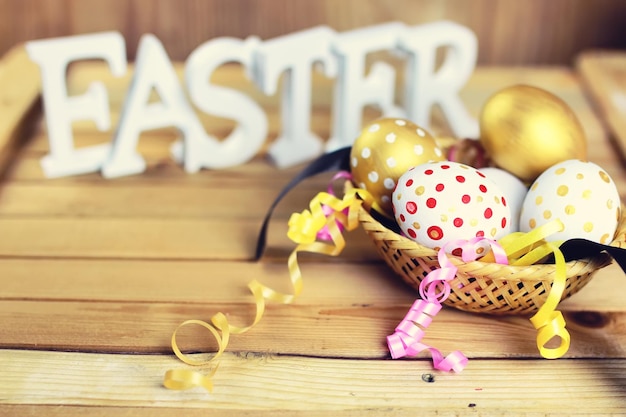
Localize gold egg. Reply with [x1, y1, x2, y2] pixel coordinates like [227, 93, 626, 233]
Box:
[350, 118, 444, 217]
[479, 85, 587, 183]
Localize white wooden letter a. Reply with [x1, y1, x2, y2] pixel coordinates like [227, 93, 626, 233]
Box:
[102, 34, 208, 178]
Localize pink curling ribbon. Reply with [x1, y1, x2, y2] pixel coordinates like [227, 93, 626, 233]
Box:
[316, 171, 353, 241]
[387, 237, 509, 372]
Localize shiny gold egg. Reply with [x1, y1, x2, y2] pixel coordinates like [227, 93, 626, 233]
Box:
[479, 85, 587, 183]
[350, 118, 445, 217]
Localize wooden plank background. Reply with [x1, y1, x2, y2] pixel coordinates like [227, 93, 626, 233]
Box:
[1, 39, 625, 414]
[1, 0, 626, 65]
[577, 51, 626, 162]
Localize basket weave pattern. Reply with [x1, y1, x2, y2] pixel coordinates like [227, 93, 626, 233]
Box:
[359, 206, 626, 315]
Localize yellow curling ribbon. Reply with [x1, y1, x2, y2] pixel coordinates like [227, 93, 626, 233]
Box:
[163, 183, 373, 392]
[164, 177, 571, 391]
[163, 367, 217, 392]
[482, 220, 564, 264]
[493, 219, 570, 360]
[528, 242, 570, 359]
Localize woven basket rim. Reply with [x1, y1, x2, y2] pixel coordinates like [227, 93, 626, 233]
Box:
[357, 202, 625, 277]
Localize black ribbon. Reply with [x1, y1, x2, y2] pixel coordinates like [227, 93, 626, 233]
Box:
[254, 147, 352, 260]
[255, 147, 626, 278]
[559, 238, 626, 271]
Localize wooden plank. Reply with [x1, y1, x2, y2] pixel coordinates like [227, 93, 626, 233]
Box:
[1, 350, 625, 415]
[0, 258, 624, 358]
[0, 259, 408, 304]
[1, 258, 623, 312]
[577, 50, 626, 163]
[0, 44, 41, 175]
[3, 170, 626, 219]
[1, 296, 623, 358]
[560, 263, 626, 312]
[5, 151, 308, 183]
[3, 0, 626, 66]
[0, 217, 378, 260]
[0, 217, 259, 259]
[0, 181, 331, 218]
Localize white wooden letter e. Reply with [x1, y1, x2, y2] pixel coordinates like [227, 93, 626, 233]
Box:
[26, 32, 126, 178]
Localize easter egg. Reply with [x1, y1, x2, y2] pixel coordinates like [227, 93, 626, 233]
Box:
[520, 159, 621, 244]
[479, 85, 587, 183]
[479, 167, 528, 232]
[392, 161, 512, 249]
[350, 118, 444, 217]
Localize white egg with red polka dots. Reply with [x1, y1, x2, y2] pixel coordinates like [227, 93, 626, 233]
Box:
[392, 161, 512, 249]
[520, 159, 621, 244]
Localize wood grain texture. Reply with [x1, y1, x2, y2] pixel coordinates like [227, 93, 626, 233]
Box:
[0, 260, 624, 358]
[1, 0, 626, 65]
[577, 51, 626, 163]
[1, 52, 626, 415]
[1, 350, 625, 415]
[0, 45, 41, 177]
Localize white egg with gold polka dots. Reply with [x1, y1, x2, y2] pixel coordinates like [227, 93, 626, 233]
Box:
[479, 167, 528, 232]
[350, 118, 444, 217]
[520, 159, 621, 244]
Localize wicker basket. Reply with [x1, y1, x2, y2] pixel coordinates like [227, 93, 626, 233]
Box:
[358, 205, 626, 315]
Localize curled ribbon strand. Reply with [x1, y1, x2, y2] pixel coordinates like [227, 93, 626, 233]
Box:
[388, 218, 570, 371]
[165, 173, 572, 391]
[528, 242, 570, 359]
[387, 299, 468, 372]
[498, 220, 570, 360]
[388, 238, 508, 372]
[387, 220, 570, 372]
[164, 172, 371, 392]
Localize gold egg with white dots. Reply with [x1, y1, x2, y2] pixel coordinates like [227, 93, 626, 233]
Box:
[520, 159, 621, 244]
[350, 118, 444, 217]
